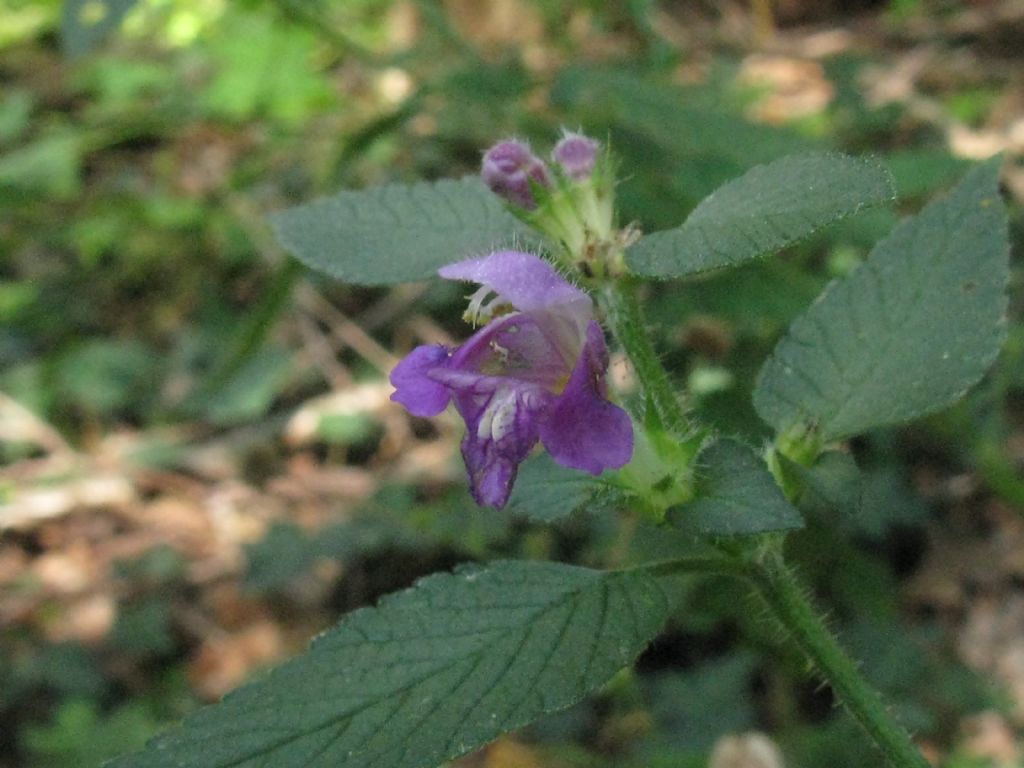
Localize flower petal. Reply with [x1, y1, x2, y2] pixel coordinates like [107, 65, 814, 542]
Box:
[444, 312, 570, 389]
[454, 384, 550, 508]
[439, 251, 591, 316]
[540, 322, 633, 474]
[389, 344, 452, 417]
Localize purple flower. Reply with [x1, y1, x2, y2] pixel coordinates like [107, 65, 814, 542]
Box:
[390, 250, 633, 508]
[480, 140, 552, 209]
[552, 133, 599, 181]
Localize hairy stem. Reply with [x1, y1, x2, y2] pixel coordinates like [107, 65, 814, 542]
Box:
[641, 546, 928, 766]
[600, 280, 695, 439]
[749, 544, 930, 768]
[603, 273, 927, 766]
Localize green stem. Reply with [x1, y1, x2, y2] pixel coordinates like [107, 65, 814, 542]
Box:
[600, 280, 695, 439]
[602, 274, 926, 765]
[749, 544, 930, 768]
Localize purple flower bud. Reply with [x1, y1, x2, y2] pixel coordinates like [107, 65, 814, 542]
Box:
[481, 140, 552, 209]
[552, 133, 599, 181]
[390, 250, 633, 508]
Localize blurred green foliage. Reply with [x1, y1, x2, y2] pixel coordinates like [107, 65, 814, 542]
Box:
[1, 0, 1021, 766]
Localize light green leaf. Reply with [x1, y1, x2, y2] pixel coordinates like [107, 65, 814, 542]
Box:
[671, 439, 803, 535]
[110, 561, 668, 768]
[753, 158, 1009, 442]
[626, 153, 895, 278]
[504, 454, 602, 523]
[203, 8, 335, 125]
[61, 0, 139, 56]
[271, 177, 528, 285]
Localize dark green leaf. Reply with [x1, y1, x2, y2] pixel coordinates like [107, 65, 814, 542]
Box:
[671, 439, 803, 535]
[643, 653, 756, 752]
[504, 454, 602, 523]
[551, 67, 814, 173]
[854, 468, 929, 539]
[271, 177, 529, 285]
[646, 259, 823, 334]
[753, 158, 1009, 442]
[627, 153, 895, 278]
[785, 451, 862, 517]
[111, 561, 668, 768]
[884, 149, 970, 199]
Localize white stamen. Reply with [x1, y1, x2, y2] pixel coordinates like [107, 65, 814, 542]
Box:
[463, 285, 512, 326]
[477, 389, 520, 442]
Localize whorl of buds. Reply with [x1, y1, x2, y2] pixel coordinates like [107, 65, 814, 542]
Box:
[481, 131, 630, 279]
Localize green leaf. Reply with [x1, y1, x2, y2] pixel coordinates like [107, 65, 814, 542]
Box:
[626, 153, 895, 278]
[551, 67, 815, 179]
[203, 7, 335, 126]
[643, 653, 757, 753]
[671, 439, 803, 535]
[854, 468, 929, 539]
[61, 0, 140, 57]
[753, 158, 1009, 442]
[110, 561, 668, 768]
[503, 454, 602, 523]
[784, 450, 862, 517]
[271, 177, 528, 285]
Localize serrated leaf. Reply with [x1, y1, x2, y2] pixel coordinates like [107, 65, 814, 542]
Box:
[110, 561, 668, 768]
[626, 153, 895, 279]
[61, 0, 140, 56]
[504, 454, 602, 523]
[271, 177, 529, 285]
[670, 439, 803, 535]
[753, 158, 1009, 442]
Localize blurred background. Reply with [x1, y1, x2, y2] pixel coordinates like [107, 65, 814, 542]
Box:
[1, 1, 1023, 766]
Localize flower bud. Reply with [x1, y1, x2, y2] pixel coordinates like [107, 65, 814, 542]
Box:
[552, 133, 599, 181]
[481, 140, 552, 209]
